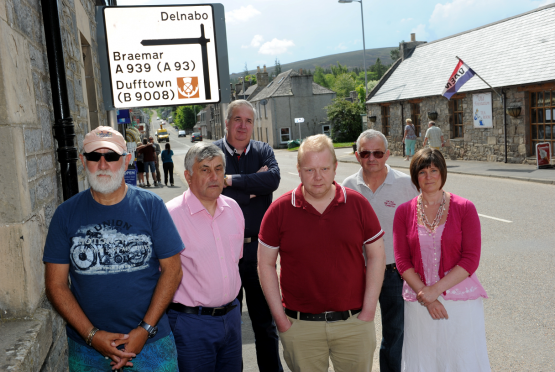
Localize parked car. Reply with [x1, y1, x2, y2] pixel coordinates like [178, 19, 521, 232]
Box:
[178, 130, 186, 137]
[191, 132, 202, 142]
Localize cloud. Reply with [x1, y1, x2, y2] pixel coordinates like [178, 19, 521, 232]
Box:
[242, 35, 264, 49]
[258, 38, 295, 55]
[534, 0, 555, 6]
[335, 42, 348, 50]
[225, 5, 261, 23]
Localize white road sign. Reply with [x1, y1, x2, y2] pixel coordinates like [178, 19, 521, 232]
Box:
[294, 118, 305, 123]
[103, 5, 222, 108]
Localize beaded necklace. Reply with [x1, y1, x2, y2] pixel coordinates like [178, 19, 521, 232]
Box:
[418, 191, 446, 233]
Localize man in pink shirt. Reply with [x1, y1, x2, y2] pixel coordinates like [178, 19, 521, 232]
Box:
[166, 143, 245, 372]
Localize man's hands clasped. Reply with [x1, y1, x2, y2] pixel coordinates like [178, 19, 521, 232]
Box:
[90, 330, 136, 370]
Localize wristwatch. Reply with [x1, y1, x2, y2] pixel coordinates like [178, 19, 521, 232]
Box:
[224, 174, 229, 187]
[138, 320, 158, 338]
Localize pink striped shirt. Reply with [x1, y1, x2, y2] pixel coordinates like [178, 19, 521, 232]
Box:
[166, 189, 244, 307]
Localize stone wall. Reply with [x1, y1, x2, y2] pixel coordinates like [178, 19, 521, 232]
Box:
[0, 0, 107, 370]
[366, 87, 529, 163]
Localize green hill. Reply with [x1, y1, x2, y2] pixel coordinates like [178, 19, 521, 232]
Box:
[230, 47, 396, 79]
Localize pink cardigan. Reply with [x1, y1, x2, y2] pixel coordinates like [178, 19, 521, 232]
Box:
[393, 193, 481, 293]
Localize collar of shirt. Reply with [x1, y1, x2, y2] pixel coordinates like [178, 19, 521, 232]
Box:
[291, 181, 347, 209]
[356, 164, 399, 189]
[223, 136, 252, 157]
[183, 188, 230, 218]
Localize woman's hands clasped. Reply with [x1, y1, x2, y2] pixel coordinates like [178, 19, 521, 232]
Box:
[417, 285, 449, 320]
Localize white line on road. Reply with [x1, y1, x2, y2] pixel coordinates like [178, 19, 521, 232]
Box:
[478, 214, 512, 223]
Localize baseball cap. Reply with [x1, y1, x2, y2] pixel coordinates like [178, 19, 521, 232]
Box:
[83, 126, 127, 155]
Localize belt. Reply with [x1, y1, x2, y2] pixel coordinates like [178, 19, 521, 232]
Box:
[385, 263, 397, 271]
[243, 236, 258, 244]
[168, 302, 237, 316]
[284, 308, 361, 322]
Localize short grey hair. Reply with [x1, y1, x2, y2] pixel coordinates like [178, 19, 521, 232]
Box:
[226, 99, 256, 123]
[429, 121, 436, 126]
[184, 143, 226, 175]
[356, 129, 388, 151]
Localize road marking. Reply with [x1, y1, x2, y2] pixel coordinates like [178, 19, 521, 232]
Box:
[478, 214, 512, 223]
[288, 172, 298, 176]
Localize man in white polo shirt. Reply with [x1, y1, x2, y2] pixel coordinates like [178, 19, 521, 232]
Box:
[343, 129, 419, 372]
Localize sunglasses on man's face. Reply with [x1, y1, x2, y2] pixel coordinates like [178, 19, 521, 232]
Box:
[358, 150, 386, 159]
[83, 152, 123, 162]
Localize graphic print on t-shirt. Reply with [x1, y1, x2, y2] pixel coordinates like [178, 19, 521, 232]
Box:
[70, 221, 152, 275]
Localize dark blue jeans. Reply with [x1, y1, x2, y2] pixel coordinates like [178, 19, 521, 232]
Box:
[167, 299, 242, 372]
[238, 255, 283, 372]
[379, 268, 404, 372]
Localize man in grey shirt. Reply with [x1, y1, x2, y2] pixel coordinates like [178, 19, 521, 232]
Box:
[343, 129, 419, 372]
[149, 136, 162, 182]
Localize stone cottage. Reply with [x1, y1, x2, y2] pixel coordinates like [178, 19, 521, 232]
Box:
[249, 69, 336, 148]
[366, 4, 555, 163]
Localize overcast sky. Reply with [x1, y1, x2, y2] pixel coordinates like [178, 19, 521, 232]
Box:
[116, 0, 555, 74]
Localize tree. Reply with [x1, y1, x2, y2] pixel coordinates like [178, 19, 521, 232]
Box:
[175, 105, 203, 130]
[325, 98, 365, 142]
[333, 73, 356, 98]
[330, 62, 348, 77]
[245, 74, 257, 85]
[273, 58, 282, 77]
[370, 58, 388, 80]
[313, 66, 328, 87]
[390, 48, 400, 61]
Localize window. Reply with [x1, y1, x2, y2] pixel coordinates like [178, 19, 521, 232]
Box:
[322, 125, 331, 136]
[453, 98, 464, 138]
[531, 91, 554, 151]
[381, 106, 390, 136]
[410, 103, 422, 137]
[280, 127, 291, 143]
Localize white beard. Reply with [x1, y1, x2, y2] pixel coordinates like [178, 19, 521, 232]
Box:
[86, 160, 127, 194]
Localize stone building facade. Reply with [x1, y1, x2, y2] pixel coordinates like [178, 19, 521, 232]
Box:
[366, 4, 555, 164]
[0, 0, 108, 370]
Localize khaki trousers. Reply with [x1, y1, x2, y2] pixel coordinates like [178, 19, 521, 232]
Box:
[279, 313, 376, 372]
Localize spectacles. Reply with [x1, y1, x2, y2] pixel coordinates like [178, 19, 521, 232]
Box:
[83, 152, 124, 162]
[358, 150, 385, 159]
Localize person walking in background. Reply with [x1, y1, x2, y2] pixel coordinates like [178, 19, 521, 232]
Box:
[393, 148, 490, 371]
[137, 138, 158, 187]
[161, 143, 174, 187]
[403, 119, 417, 161]
[136, 148, 145, 187]
[150, 136, 162, 183]
[343, 129, 419, 372]
[422, 121, 445, 150]
[166, 143, 244, 372]
[213, 100, 283, 372]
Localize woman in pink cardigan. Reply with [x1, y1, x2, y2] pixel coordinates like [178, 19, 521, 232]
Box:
[393, 148, 490, 371]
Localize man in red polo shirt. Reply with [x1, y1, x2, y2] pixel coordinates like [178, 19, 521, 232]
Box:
[258, 134, 386, 372]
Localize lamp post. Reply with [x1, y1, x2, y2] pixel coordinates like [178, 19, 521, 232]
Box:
[338, 0, 368, 101]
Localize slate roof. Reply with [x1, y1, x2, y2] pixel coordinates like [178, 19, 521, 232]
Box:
[368, 4, 555, 104]
[250, 70, 335, 102]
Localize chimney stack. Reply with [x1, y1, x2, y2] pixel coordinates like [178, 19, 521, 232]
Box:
[256, 64, 270, 88]
[411, 33, 416, 42]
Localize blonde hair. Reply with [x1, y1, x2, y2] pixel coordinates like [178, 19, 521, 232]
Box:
[406, 118, 413, 123]
[297, 134, 337, 165]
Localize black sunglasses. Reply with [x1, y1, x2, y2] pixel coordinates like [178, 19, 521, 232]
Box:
[358, 150, 385, 159]
[83, 152, 123, 162]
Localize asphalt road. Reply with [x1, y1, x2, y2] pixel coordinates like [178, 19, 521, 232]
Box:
[144, 127, 555, 371]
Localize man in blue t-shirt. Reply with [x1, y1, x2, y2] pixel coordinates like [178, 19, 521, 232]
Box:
[43, 126, 184, 371]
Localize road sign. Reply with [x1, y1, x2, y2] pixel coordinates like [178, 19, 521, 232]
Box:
[294, 118, 304, 123]
[102, 5, 228, 108]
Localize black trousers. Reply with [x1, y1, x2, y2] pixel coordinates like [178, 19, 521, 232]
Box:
[237, 241, 283, 372]
[163, 162, 174, 185]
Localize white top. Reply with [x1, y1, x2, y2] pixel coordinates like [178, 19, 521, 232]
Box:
[342, 165, 420, 264]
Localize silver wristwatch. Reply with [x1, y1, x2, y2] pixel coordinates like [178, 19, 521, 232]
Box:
[138, 320, 158, 338]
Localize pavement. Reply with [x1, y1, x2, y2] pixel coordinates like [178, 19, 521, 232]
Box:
[335, 149, 555, 185]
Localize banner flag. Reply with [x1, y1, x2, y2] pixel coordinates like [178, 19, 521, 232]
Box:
[442, 59, 476, 100]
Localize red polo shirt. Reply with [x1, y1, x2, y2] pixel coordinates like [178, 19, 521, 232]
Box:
[258, 182, 384, 314]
